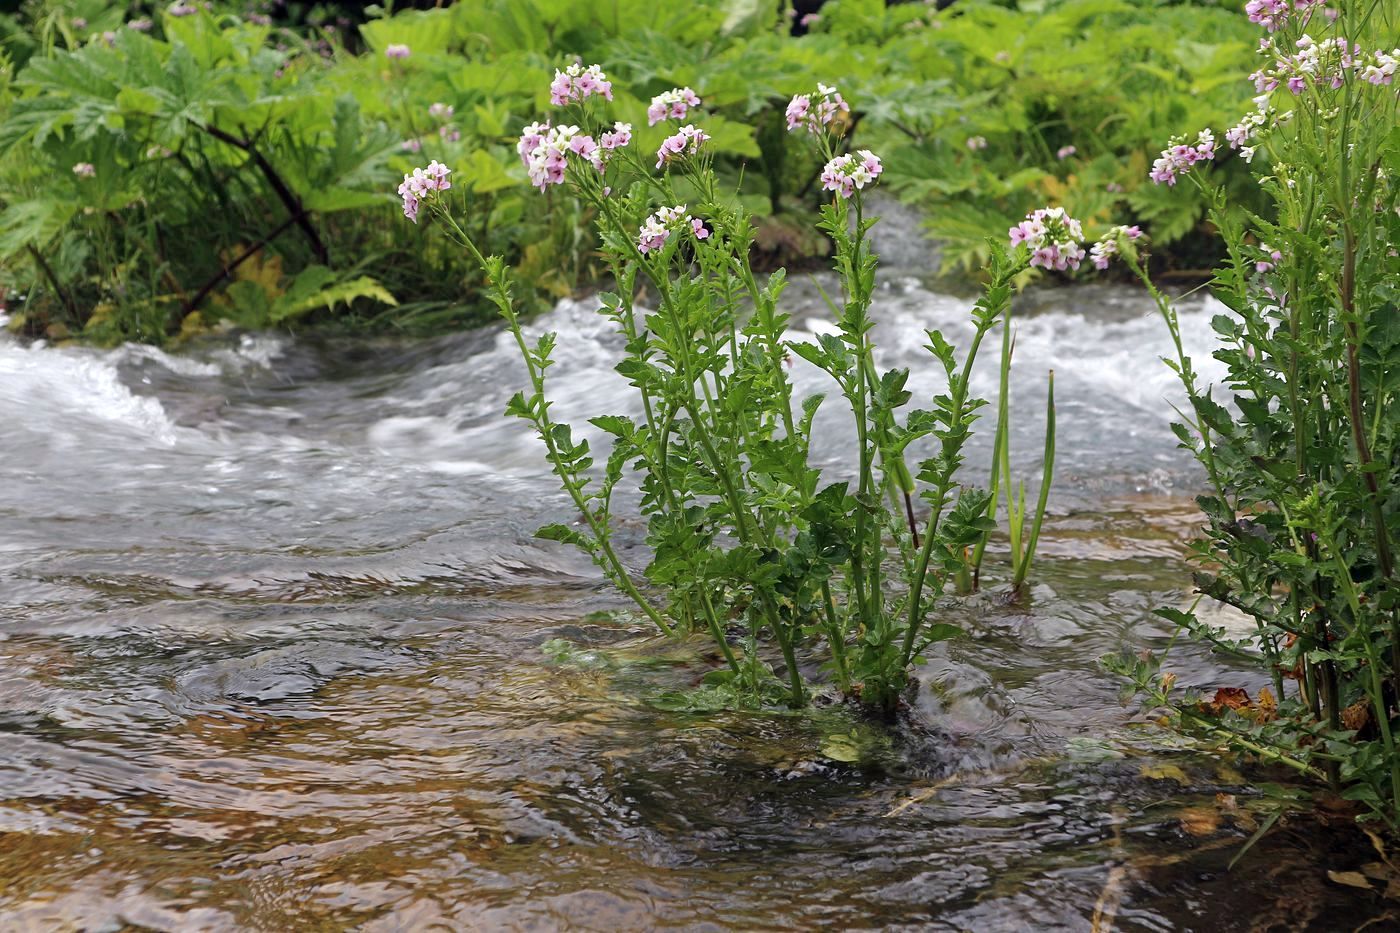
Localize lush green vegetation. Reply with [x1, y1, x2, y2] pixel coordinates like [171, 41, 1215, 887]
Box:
[413, 69, 1062, 714]
[1109, 0, 1400, 828]
[0, 0, 1260, 344]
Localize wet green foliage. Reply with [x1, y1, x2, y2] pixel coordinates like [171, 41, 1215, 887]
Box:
[0, 0, 1258, 343]
[1106, 0, 1400, 829]
[417, 74, 1057, 715]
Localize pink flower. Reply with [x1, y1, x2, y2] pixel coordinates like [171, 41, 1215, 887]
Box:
[655, 124, 709, 169]
[966, 135, 988, 151]
[1361, 49, 1398, 84]
[1008, 207, 1086, 271]
[385, 44, 410, 60]
[517, 121, 549, 167]
[72, 162, 96, 178]
[646, 88, 702, 126]
[1246, 0, 1290, 32]
[439, 126, 460, 143]
[127, 18, 153, 31]
[636, 205, 706, 254]
[569, 134, 602, 170]
[785, 83, 850, 134]
[518, 123, 605, 190]
[600, 121, 632, 150]
[1149, 129, 1217, 186]
[396, 160, 452, 224]
[820, 150, 882, 199]
[1089, 224, 1142, 270]
[428, 102, 455, 121]
[169, 3, 198, 16]
[402, 138, 422, 153]
[1056, 145, 1077, 160]
[549, 63, 612, 106]
[1255, 246, 1283, 272]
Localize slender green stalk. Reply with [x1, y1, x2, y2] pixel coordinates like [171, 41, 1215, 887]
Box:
[1012, 371, 1055, 594]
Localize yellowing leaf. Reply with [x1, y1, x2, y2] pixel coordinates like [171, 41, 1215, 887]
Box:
[1140, 762, 1189, 784]
[1327, 870, 1374, 891]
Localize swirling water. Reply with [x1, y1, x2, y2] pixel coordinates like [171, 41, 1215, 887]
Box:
[0, 277, 1383, 931]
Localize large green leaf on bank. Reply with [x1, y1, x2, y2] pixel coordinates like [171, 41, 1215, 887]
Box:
[268, 268, 397, 323]
[0, 197, 78, 259]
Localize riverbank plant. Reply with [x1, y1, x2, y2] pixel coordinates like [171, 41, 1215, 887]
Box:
[1106, 0, 1400, 828]
[400, 68, 1111, 714]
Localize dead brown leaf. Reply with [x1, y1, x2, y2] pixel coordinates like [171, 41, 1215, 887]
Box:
[1343, 699, 1371, 732]
[1180, 806, 1222, 837]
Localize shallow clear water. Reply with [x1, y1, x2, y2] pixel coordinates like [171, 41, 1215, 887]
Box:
[0, 280, 1383, 930]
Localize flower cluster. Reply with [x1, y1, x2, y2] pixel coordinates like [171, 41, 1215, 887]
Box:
[655, 124, 709, 170]
[600, 121, 632, 150]
[72, 162, 96, 178]
[1245, 0, 1329, 33]
[1249, 35, 1397, 95]
[637, 205, 708, 255]
[549, 63, 612, 106]
[966, 135, 988, 151]
[1088, 224, 1142, 270]
[1224, 104, 1272, 163]
[1008, 207, 1086, 271]
[517, 121, 629, 191]
[1056, 145, 1077, 160]
[647, 88, 701, 126]
[819, 150, 883, 199]
[1361, 48, 1398, 86]
[1149, 129, 1216, 186]
[518, 123, 582, 189]
[397, 160, 451, 223]
[169, 2, 198, 16]
[428, 102, 454, 121]
[785, 83, 850, 134]
[385, 44, 410, 61]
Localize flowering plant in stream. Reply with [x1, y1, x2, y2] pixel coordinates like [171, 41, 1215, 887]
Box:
[400, 68, 1093, 716]
[1106, 0, 1400, 829]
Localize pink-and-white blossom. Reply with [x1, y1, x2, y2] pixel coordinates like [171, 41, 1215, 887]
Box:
[1089, 225, 1142, 270]
[655, 124, 709, 169]
[1009, 207, 1087, 271]
[549, 63, 613, 106]
[819, 150, 883, 199]
[785, 83, 850, 134]
[647, 88, 702, 126]
[1149, 129, 1216, 186]
[397, 160, 451, 223]
[637, 205, 708, 254]
[600, 121, 632, 151]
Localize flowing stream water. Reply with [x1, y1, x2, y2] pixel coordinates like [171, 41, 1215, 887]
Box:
[0, 269, 1387, 930]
